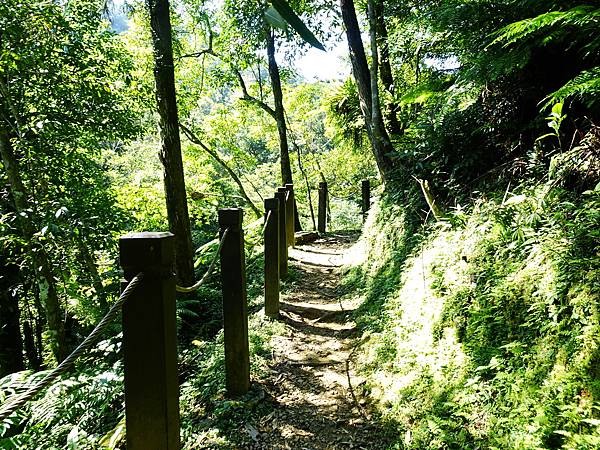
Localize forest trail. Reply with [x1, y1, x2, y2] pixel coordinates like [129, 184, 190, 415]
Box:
[248, 232, 393, 449]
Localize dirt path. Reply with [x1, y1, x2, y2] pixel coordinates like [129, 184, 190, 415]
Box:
[249, 232, 393, 449]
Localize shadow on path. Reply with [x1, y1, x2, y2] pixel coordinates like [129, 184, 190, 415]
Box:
[244, 232, 395, 449]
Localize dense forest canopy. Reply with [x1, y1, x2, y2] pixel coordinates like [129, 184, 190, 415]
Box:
[0, 0, 599, 447]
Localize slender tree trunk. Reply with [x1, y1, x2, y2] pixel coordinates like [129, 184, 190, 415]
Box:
[293, 142, 316, 231]
[147, 0, 194, 286]
[32, 285, 45, 365]
[367, 0, 396, 169]
[0, 260, 24, 376]
[23, 320, 40, 369]
[340, 0, 396, 183]
[265, 28, 302, 230]
[76, 236, 108, 311]
[340, 0, 372, 123]
[374, 1, 402, 136]
[266, 29, 293, 186]
[0, 125, 67, 362]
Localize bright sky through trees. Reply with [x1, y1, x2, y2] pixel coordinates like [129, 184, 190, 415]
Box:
[296, 43, 349, 81]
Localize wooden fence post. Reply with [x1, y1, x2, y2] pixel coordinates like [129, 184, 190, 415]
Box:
[218, 208, 250, 397]
[264, 198, 280, 318]
[318, 181, 328, 234]
[362, 179, 371, 218]
[274, 190, 288, 280]
[284, 183, 296, 247]
[119, 232, 179, 450]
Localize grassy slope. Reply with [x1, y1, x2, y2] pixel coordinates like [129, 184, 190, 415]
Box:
[347, 185, 600, 449]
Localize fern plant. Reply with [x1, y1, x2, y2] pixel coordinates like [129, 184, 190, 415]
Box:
[492, 4, 600, 108]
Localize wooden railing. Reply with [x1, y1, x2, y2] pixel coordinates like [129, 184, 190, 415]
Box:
[118, 179, 373, 447]
[0, 179, 372, 449]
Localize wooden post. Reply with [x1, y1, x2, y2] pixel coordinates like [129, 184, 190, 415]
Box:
[218, 208, 250, 397]
[274, 190, 288, 280]
[284, 183, 296, 247]
[318, 181, 328, 234]
[119, 232, 179, 450]
[264, 198, 280, 318]
[362, 179, 371, 218]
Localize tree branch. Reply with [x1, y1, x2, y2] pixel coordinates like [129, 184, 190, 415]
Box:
[180, 123, 262, 218]
[179, 16, 216, 59]
[235, 69, 277, 120]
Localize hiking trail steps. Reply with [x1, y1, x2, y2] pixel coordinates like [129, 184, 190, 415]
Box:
[245, 232, 393, 449]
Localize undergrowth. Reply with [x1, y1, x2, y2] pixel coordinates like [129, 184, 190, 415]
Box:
[347, 182, 600, 449]
[0, 234, 287, 449]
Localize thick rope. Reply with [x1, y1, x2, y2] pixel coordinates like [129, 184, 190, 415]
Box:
[176, 228, 230, 293]
[246, 210, 272, 252]
[0, 273, 145, 422]
[245, 211, 274, 272]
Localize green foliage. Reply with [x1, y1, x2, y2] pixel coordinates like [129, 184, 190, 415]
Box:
[0, 0, 143, 359]
[491, 6, 600, 48]
[491, 4, 600, 109]
[351, 182, 600, 449]
[0, 338, 124, 449]
[548, 67, 600, 108]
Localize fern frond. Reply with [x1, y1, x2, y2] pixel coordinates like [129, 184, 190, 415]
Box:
[544, 66, 600, 108]
[491, 5, 600, 47]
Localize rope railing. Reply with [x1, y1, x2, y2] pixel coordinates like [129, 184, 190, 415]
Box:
[245, 210, 274, 273]
[0, 273, 145, 422]
[242, 210, 272, 256]
[176, 228, 230, 293]
[0, 180, 369, 444]
[177, 212, 273, 294]
[328, 191, 358, 201]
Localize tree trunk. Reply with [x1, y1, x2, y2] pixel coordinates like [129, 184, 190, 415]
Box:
[374, 1, 402, 136]
[265, 29, 302, 230]
[76, 236, 108, 312]
[340, 0, 396, 183]
[0, 260, 24, 376]
[266, 29, 293, 186]
[146, 0, 194, 286]
[0, 125, 67, 362]
[367, 0, 397, 171]
[23, 320, 41, 370]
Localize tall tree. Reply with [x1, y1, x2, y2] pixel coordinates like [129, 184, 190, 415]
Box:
[0, 245, 24, 376]
[221, 0, 326, 227]
[146, 0, 195, 286]
[340, 0, 396, 183]
[265, 29, 294, 186]
[0, 0, 141, 364]
[374, 1, 402, 136]
[0, 125, 66, 362]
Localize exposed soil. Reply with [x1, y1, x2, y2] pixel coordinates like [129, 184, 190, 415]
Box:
[241, 232, 394, 449]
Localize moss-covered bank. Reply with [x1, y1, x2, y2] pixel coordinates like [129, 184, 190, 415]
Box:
[347, 184, 600, 449]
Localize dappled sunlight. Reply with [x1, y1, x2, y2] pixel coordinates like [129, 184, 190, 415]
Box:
[252, 232, 394, 449]
[349, 188, 600, 448]
[356, 229, 472, 417]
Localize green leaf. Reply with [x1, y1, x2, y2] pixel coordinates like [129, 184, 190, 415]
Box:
[551, 102, 563, 116]
[270, 0, 325, 51]
[535, 132, 555, 142]
[264, 6, 288, 31]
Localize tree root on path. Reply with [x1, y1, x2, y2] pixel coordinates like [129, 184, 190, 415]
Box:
[345, 337, 370, 421]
